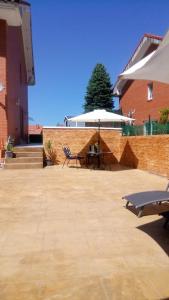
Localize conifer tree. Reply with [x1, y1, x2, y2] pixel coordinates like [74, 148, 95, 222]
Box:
[84, 64, 113, 112]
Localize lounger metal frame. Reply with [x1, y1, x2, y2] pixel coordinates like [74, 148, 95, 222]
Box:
[123, 182, 169, 218]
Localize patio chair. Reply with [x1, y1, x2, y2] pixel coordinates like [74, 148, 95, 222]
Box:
[122, 182, 169, 218]
[62, 146, 84, 168]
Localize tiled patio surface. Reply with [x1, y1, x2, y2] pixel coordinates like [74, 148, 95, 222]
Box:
[0, 165, 169, 300]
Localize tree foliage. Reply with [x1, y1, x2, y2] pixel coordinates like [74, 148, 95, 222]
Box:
[84, 64, 113, 112]
[159, 108, 169, 124]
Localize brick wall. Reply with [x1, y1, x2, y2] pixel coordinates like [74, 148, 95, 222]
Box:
[43, 127, 169, 177]
[43, 127, 121, 166]
[119, 135, 169, 177]
[0, 20, 28, 157]
[7, 26, 28, 144]
[120, 80, 169, 125]
[0, 20, 7, 150]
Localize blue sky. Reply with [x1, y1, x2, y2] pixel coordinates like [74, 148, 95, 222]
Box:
[28, 0, 169, 125]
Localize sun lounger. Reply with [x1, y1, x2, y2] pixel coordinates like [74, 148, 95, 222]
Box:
[122, 182, 169, 217]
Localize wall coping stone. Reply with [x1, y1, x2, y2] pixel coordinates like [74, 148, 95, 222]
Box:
[43, 126, 122, 131]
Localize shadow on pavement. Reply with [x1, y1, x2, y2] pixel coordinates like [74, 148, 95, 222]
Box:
[137, 218, 169, 256]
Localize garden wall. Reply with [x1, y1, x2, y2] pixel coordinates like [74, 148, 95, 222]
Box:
[43, 127, 121, 166]
[119, 135, 169, 177]
[43, 127, 169, 177]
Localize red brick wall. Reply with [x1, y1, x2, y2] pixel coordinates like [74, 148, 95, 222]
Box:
[43, 127, 121, 166]
[119, 135, 169, 177]
[43, 128, 169, 177]
[0, 20, 8, 150]
[0, 21, 28, 157]
[120, 80, 169, 125]
[6, 26, 28, 144]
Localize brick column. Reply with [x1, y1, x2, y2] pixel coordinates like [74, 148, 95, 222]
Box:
[0, 20, 7, 148]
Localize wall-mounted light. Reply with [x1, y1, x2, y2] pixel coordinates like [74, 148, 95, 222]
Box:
[16, 97, 20, 106]
[0, 82, 5, 92]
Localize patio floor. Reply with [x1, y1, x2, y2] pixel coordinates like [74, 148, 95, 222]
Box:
[0, 165, 169, 300]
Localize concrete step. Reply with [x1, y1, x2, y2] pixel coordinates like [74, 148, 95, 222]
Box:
[15, 152, 43, 158]
[14, 146, 43, 153]
[5, 157, 43, 164]
[4, 162, 43, 170]
[4, 145, 44, 169]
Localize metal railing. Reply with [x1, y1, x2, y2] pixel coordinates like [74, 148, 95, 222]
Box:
[151, 122, 169, 135]
[122, 125, 144, 136]
[122, 122, 169, 136]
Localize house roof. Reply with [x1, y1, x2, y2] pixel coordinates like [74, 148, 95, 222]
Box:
[144, 33, 162, 40]
[0, 0, 35, 85]
[64, 115, 74, 122]
[64, 115, 74, 120]
[19, 1, 35, 85]
[29, 125, 42, 135]
[113, 33, 163, 96]
[1, 1, 30, 5]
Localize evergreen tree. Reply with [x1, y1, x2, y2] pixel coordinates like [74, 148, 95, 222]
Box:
[84, 64, 113, 112]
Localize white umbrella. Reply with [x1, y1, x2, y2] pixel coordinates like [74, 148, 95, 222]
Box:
[68, 109, 134, 149]
[68, 109, 134, 123]
[119, 29, 169, 84]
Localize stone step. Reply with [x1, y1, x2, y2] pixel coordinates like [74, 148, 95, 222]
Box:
[4, 145, 44, 169]
[14, 146, 43, 153]
[15, 152, 43, 158]
[5, 157, 43, 164]
[4, 162, 43, 170]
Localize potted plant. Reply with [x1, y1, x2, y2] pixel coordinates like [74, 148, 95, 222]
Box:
[45, 140, 56, 166]
[5, 142, 14, 158]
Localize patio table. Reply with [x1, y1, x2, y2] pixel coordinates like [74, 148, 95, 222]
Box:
[86, 151, 112, 169]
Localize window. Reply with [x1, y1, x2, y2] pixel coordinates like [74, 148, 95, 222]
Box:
[147, 82, 153, 100]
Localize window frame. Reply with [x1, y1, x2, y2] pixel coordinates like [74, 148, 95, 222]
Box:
[147, 82, 153, 101]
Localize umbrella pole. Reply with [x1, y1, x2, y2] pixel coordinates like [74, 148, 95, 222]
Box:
[98, 119, 101, 168]
[98, 119, 100, 150]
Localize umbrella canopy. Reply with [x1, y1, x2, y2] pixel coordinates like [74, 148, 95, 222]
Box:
[68, 109, 134, 123]
[119, 30, 169, 84]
